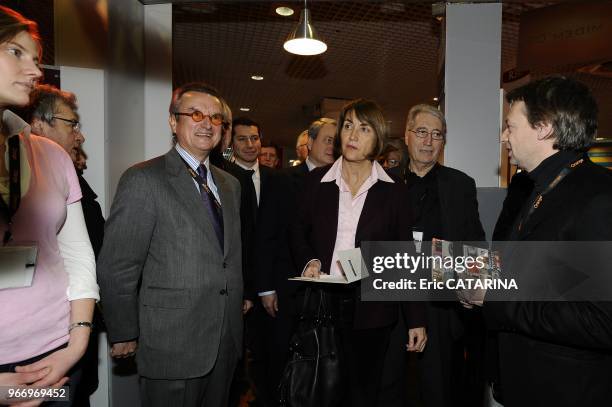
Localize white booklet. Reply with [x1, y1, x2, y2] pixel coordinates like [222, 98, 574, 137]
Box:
[289, 248, 369, 284]
[0, 244, 37, 290]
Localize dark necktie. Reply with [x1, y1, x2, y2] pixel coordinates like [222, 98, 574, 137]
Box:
[197, 164, 224, 249]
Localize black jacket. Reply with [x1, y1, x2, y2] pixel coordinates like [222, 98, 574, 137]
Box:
[483, 156, 612, 407]
[78, 174, 105, 259]
[391, 164, 485, 242]
[213, 159, 258, 300]
[290, 164, 426, 330]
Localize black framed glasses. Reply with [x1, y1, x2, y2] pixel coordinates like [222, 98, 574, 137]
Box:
[52, 116, 81, 132]
[174, 110, 224, 126]
[410, 128, 444, 140]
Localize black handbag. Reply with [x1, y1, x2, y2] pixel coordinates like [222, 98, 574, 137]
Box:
[278, 288, 344, 407]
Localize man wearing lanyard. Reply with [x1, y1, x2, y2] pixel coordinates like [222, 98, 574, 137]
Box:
[481, 76, 612, 407]
[382, 104, 485, 407]
[98, 82, 243, 407]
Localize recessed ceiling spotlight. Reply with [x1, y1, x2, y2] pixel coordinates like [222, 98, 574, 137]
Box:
[251, 75, 264, 81]
[433, 97, 439, 102]
[276, 6, 294, 17]
[240, 107, 251, 112]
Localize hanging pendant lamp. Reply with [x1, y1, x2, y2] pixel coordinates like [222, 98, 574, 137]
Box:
[283, 0, 327, 56]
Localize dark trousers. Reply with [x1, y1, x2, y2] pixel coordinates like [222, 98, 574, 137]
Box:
[332, 295, 392, 407]
[340, 323, 392, 407]
[140, 304, 239, 407]
[417, 303, 486, 407]
[0, 343, 83, 407]
[250, 293, 299, 406]
[377, 317, 411, 407]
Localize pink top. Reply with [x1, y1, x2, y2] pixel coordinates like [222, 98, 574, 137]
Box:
[321, 158, 393, 276]
[0, 111, 82, 364]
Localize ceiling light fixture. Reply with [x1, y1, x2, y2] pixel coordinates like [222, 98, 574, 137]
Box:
[275, 6, 294, 17]
[433, 97, 439, 102]
[283, 0, 327, 56]
[240, 107, 251, 112]
[251, 75, 264, 81]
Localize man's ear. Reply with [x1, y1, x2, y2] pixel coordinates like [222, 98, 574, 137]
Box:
[536, 121, 554, 140]
[30, 118, 45, 136]
[168, 114, 177, 135]
[307, 137, 313, 151]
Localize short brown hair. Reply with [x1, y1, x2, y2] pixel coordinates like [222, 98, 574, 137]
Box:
[334, 98, 386, 160]
[506, 76, 597, 151]
[0, 6, 41, 54]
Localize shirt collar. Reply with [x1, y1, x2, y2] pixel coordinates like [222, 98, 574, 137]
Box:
[235, 159, 259, 174]
[321, 157, 394, 185]
[305, 157, 317, 172]
[175, 143, 210, 172]
[406, 162, 440, 183]
[2, 110, 30, 140]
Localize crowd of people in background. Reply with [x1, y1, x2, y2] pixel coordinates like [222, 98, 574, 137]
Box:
[2, 5, 612, 407]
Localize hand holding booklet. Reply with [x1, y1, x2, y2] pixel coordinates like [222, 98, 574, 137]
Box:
[289, 248, 369, 284]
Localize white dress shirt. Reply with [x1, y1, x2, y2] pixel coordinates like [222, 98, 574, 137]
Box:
[175, 143, 221, 203]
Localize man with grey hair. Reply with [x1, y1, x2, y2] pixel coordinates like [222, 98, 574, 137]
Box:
[98, 82, 243, 407]
[287, 117, 336, 181]
[26, 83, 104, 407]
[28, 84, 84, 160]
[381, 104, 485, 407]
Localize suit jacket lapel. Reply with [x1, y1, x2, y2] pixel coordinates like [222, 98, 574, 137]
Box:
[166, 149, 222, 254]
[318, 181, 340, 253]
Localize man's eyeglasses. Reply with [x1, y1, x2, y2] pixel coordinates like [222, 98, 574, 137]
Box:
[410, 128, 444, 140]
[53, 116, 81, 132]
[174, 110, 224, 126]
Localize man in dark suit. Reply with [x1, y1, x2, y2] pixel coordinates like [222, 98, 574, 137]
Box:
[482, 76, 612, 407]
[225, 117, 294, 406]
[210, 103, 257, 312]
[98, 82, 243, 407]
[382, 104, 486, 407]
[286, 118, 337, 184]
[245, 118, 339, 406]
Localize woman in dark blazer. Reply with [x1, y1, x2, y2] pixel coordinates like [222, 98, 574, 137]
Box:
[290, 99, 427, 407]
